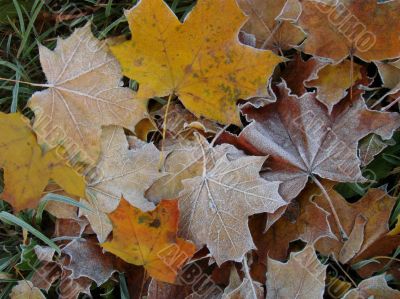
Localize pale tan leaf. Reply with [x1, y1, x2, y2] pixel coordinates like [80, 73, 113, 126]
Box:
[342, 274, 400, 299]
[178, 154, 286, 265]
[10, 281, 45, 299]
[34, 245, 55, 263]
[79, 198, 112, 243]
[222, 267, 263, 299]
[146, 134, 243, 203]
[266, 246, 327, 299]
[339, 214, 367, 264]
[87, 126, 163, 213]
[28, 22, 147, 163]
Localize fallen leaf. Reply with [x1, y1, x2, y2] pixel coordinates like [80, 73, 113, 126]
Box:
[146, 134, 243, 203]
[350, 235, 400, 280]
[266, 246, 327, 299]
[31, 262, 62, 292]
[305, 60, 363, 113]
[110, 0, 282, 125]
[237, 0, 305, 50]
[219, 83, 400, 200]
[359, 134, 396, 166]
[135, 118, 158, 142]
[79, 197, 113, 243]
[389, 215, 400, 236]
[375, 59, 400, 105]
[87, 126, 163, 213]
[34, 245, 56, 263]
[222, 267, 263, 299]
[178, 153, 286, 265]
[298, 0, 400, 62]
[152, 102, 220, 141]
[28, 21, 147, 163]
[63, 237, 116, 286]
[338, 214, 367, 264]
[102, 198, 196, 283]
[54, 218, 87, 239]
[252, 184, 334, 262]
[147, 279, 192, 299]
[314, 181, 397, 261]
[281, 53, 327, 97]
[0, 112, 85, 211]
[10, 280, 45, 299]
[342, 274, 400, 299]
[43, 183, 80, 220]
[376, 59, 400, 89]
[277, 0, 302, 21]
[59, 270, 92, 299]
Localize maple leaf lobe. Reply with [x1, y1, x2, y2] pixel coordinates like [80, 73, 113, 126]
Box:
[111, 0, 282, 125]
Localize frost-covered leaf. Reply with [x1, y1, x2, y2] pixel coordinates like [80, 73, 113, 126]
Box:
[281, 53, 327, 97]
[222, 267, 263, 299]
[10, 281, 45, 299]
[342, 274, 400, 299]
[266, 246, 327, 299]
[305, 60, 363, 113]
[237, 0, 305, 50]
[178, 154, 286, 265]
[219, 83, 400, 200]
[314, 181, 397, 262]
[252, 184, 334, 262]
[28, 22, 147, 163]
[63, 237, 116, 286]
[146, 134, 243, 203]
[87, 126, 162, 213]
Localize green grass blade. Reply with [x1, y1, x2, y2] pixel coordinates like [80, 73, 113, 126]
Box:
[0, 212, 61, 255]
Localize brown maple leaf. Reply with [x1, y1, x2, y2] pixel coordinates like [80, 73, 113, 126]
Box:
[298, 0, 400, 62]
[218, 83, 400, 201]
[314, 181, 397, 263]
[250, 184, 334, 262]
[237, 0, 305, 51]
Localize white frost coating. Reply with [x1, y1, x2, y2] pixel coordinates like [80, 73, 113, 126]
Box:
[178, 154, 286, 265]
[87, 126, 163, 214]
[266, 246, 327, 299]
[342, 274, 400, 299]
[240, 82, 400, 200]
[28, 22, 146, 163]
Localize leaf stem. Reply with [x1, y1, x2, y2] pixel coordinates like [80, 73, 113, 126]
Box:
[311, 176, 348, 241]
[243, 253, 258, 299]
[381, 95, 400, 112]
[158, 92, 174, 170]
[0, 76, 51, 88]
[209, 124, 229, 147]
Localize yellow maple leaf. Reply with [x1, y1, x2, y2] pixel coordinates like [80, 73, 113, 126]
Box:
[0, 113, 85, 211]
[111, 0, 282, 125]
[101, 198, 195, 283]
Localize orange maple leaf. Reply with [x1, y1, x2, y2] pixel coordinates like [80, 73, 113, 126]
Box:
[102, 198, 195, 283]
